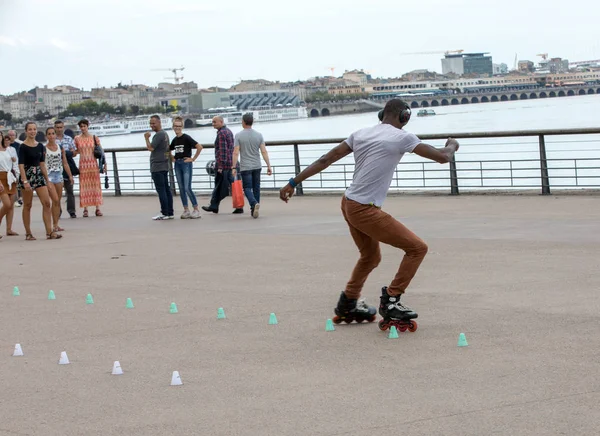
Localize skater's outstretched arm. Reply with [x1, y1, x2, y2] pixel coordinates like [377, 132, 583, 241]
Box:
[413, 138, 459, 164]
[279, 141, 352, 202]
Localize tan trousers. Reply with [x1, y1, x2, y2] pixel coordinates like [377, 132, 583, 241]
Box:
[341, 196, 428, 298]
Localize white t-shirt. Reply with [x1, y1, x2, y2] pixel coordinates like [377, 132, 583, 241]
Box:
[8, 147, 18, 173]
[0, 149, 13, 172]
[344, 124, 420, 207]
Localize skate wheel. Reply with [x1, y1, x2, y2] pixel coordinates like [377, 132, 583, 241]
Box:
[408, 321, 418, 332]
[378, 320, 388, 331]
[355, 318, 363, 323]
[332, 316, 342, 324]
[398, 324, 408, 333]
[344, 318, 353, 324]
[368, 315, 376, 323]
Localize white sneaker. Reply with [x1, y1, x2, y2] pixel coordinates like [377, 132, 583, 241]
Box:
[181, 210, 191, 219]
[252, 203, 260, 219]
[191, 210, 201, 219]
[152, 214, 167, 220]
[167, 215, 175, 220]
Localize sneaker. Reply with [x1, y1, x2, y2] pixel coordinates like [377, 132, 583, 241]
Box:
[252, 203, 260, 219]
[15, 201, 22, 208]
[232, 208, 244, 214]
[181, 210, 191, 219]
[167, 215, 175, 220]
[152, 214, 167, 220]
[191, 210, 201, 219]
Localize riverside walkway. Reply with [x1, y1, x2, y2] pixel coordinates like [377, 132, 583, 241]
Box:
[2, 194, 600, 436]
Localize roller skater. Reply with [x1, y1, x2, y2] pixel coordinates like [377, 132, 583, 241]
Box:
[279, 99, 459, 333]
[332, 291, 377, 324]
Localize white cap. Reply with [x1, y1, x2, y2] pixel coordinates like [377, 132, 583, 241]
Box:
[112, 361, 123, 375]
[59, 351, 70, 365]
[170, 370, 183, 386]
[13, 344, 23, 357]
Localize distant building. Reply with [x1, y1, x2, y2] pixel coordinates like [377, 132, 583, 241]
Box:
[188, 92, 231, 112]
[518, 60, 535, 73]
[402, 69, 439, 81]
[442, 53, 493, 76]
[493, 63, 509, 75]
[342, 69, 369, 86]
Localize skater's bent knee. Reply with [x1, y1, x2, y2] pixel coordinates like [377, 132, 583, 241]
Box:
[412, 241, 428, 257]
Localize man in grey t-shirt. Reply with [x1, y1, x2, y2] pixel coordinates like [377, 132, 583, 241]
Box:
[231, 113, 272, 218]
[278, 99, 459, 331]
[144, 115, 173, 220]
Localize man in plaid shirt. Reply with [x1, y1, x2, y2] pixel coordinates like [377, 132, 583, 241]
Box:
[202, 116, 243, 214]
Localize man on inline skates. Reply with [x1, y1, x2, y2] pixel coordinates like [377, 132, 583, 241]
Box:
[279, 99, 459, 332]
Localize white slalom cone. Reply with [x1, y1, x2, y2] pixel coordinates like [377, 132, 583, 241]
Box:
[59, 351, 70, 365]
[13, 344, 23, 357]
[170, 370, 183, 386]
[112, 361, 123, 375]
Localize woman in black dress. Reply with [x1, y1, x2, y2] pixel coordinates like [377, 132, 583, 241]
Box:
[18, 122, 61, 240]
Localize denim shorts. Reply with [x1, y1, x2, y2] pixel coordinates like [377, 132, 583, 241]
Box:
[48, 171, 63, 184]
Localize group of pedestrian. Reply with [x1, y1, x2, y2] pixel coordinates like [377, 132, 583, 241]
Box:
[145, 113, 272, 220]
[0, 119, 106, 242]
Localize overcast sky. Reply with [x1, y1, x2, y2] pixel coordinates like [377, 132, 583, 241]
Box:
[1, 0, 598, 95]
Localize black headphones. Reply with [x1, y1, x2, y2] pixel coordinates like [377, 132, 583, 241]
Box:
[378, 104, 412, 124]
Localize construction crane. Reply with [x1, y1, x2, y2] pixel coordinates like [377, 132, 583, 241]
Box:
[398, 49, 464, 56]
[150, 66, 185, 84]
[537, 53, 548, 60]
[326, 67, 336, 77]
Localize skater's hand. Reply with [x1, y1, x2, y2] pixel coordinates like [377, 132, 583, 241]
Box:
[279, 184, 294, 202]
[446, 138, 459, 151]
[267, 166, 272, 176]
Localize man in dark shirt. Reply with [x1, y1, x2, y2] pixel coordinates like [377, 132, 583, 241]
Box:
[201, 116, 243, 214]
[144, 115, 174, 220]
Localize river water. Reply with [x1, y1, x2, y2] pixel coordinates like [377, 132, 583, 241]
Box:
[97, 95, 600, 193]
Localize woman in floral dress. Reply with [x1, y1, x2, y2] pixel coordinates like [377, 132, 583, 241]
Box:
[75, 119, 106, 217]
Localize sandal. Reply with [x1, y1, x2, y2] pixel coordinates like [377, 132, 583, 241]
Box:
[54, 226, 65, 232]
[83, 209, 88, 218]
[46, 232, 62, 240]
[7, 230, 19, 236]
[95, 209, 103, 217]
[26, 234, 36, 241]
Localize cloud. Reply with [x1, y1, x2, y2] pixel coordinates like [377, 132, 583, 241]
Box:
[49, 38, 78, 52]
[0, 36, 17, 47]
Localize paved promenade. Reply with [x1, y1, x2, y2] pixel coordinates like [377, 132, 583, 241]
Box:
[1, 194, 600, 436]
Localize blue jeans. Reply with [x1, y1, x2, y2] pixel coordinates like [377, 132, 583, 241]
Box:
[241, 169, 261, 208]
[151, 171, 174, 216]
[174, 160, 197, 208]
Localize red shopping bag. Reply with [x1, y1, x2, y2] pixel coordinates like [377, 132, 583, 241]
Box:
[232, 178, 244, 209]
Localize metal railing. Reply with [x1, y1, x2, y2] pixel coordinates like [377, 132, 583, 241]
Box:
[93, 128, 600, 197]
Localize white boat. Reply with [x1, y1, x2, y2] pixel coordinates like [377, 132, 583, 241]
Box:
[196, 105, 307, 127]
[88, 116, 173, 136]
[88, 121, 129, 137]
[127, 115, 173, 133]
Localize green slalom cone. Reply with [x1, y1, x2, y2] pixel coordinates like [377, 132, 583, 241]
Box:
[170, 302, 178, 314]
[48, 290, 56, 300]
[388, 326, 399, 339]
[86, 294, 94, 304]
[268, 313, 278, 325]
[457, 333, 468, 347]
[325, 319, 335, 331]
[126, 298, 134, 309]
[13, 286, 20, 296]
[217, 307, 226, 319]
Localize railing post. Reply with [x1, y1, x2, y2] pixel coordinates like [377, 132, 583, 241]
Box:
[111, 151, 121, 197]
[168, 158, 177, 197]
[293, 143, 304, 196]
[449, 155, 459, 195]
[538, 134, 551, 195]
